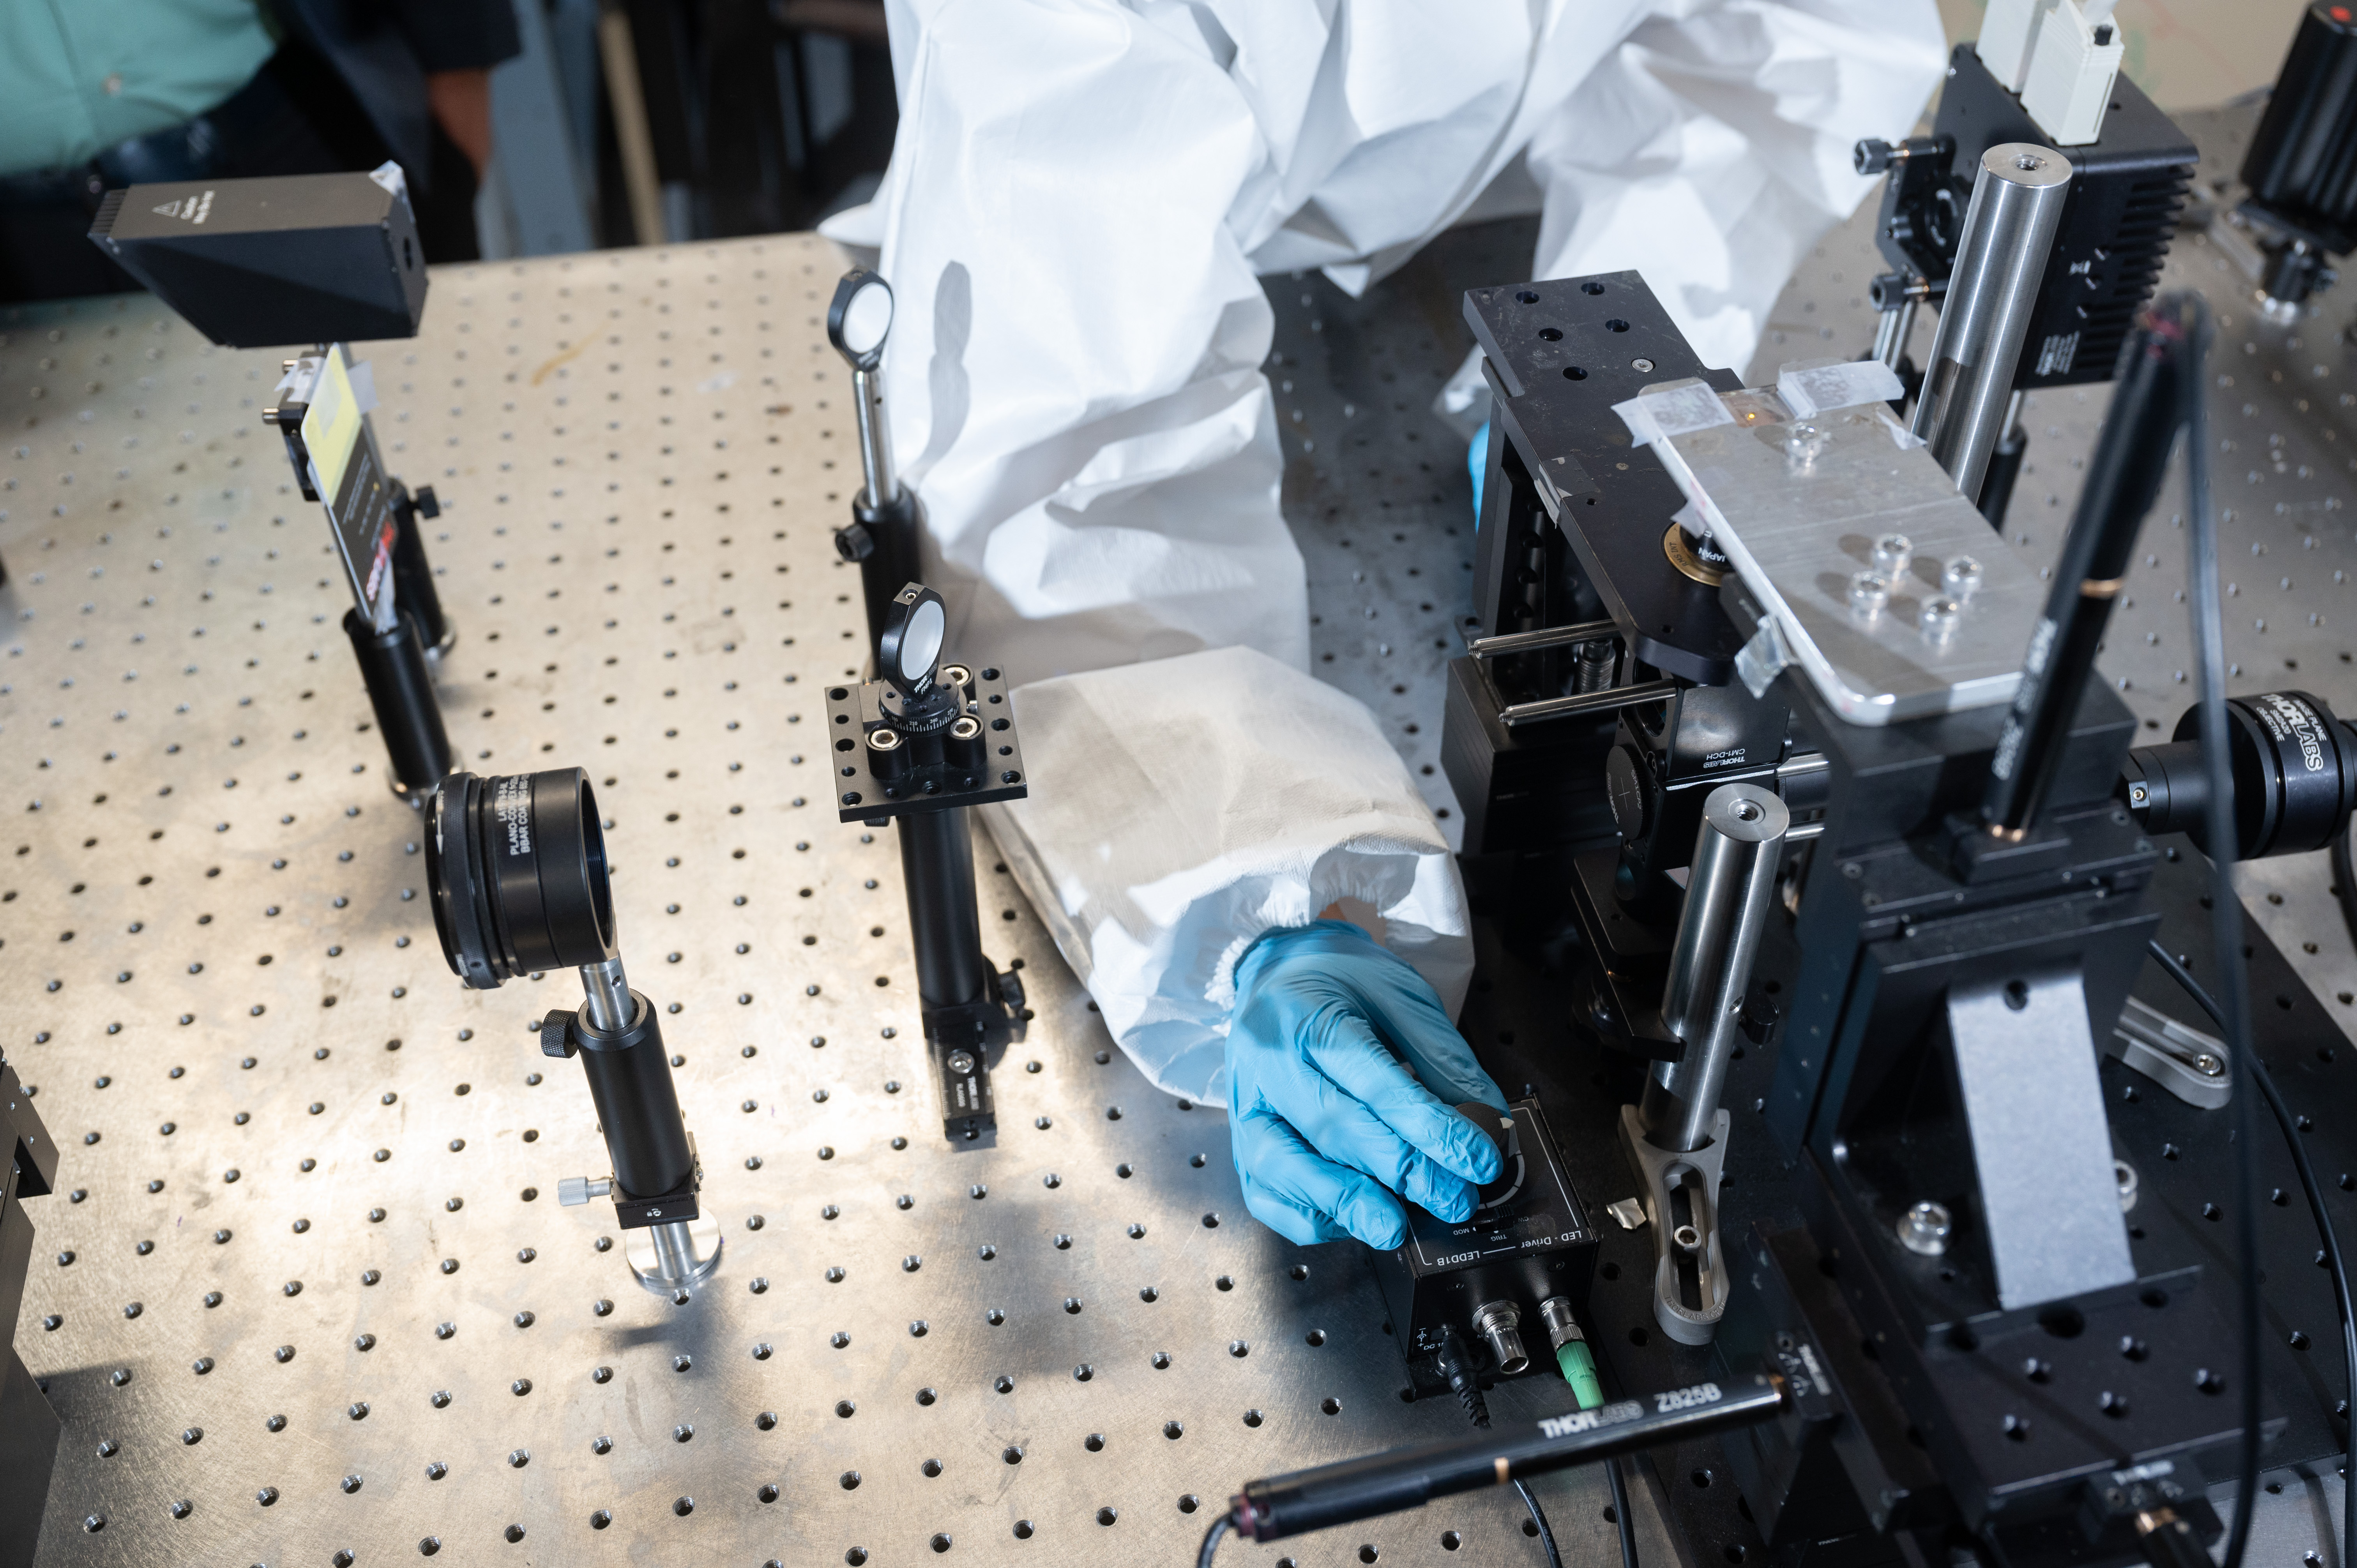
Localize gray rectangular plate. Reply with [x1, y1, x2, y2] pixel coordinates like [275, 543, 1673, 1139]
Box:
[1659, 405, 2046, 724]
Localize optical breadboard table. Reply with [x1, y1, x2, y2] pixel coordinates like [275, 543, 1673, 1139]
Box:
[3, 97, 2353, 1568]
[0, 240, 1654, 1568]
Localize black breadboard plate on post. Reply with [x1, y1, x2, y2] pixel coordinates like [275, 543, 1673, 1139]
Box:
[825, 667, 1027, 823]
[90, 172, 428, 348]
[1463, 271, 1748, 686]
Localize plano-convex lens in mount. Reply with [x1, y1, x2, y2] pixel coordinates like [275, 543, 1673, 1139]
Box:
[428, 768, 617, 988]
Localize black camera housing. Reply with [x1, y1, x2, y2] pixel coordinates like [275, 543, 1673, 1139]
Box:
[90, 171, 427, 347]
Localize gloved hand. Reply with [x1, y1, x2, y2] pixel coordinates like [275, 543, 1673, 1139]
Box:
[1469, 420, 1490, 523]
[1225, 920, 1507, 1249]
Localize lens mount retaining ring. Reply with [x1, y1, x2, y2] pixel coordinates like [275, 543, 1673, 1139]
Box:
[428, 772, 504, 990]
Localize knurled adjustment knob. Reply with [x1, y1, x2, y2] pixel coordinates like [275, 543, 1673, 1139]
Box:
[539, 1010, 578, 1060]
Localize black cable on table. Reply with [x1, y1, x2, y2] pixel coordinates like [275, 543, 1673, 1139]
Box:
[1435, 1326, 1564, 1568]
[2146, 937, 2355, 1568]
[1198, 1511, 1230, 1568]
[1514, 1477, 1564, 1568]
[2164, 292, 2265, 1568]
[1606, 1454, 1639, 1568]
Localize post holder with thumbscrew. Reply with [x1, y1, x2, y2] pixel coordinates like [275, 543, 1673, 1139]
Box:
[825, 583, 1030, 1148]
[427, 768, 719, 1294]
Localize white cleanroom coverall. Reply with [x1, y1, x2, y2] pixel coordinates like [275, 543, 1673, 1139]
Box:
[826, 0, 1948, 1106]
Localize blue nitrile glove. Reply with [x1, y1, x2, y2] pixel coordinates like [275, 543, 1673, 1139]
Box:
[1225, 920, 1508, 1249]
[1469, 420, 1490, 523]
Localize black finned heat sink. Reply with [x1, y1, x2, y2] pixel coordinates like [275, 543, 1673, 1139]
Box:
[1882, 45, 2198, 391]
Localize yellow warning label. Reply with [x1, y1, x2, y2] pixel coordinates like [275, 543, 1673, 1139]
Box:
[301, 351, 361, 506]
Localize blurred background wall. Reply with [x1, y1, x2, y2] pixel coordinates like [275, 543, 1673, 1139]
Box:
[0, 0, 2323, 301]
[1937, 0, 2314, 107]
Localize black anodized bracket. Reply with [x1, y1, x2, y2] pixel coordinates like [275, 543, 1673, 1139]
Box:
[825, 664, 1026, 822]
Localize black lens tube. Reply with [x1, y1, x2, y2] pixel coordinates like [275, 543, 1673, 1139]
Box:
[2123, 690, 2357, 858]
[1230, 1374, 1786, 1543]
[1982, 297, 2202, 836]
[344, 607, 452, 800]
[428, 769, 617, 987]
[572, 989, 694, 1201]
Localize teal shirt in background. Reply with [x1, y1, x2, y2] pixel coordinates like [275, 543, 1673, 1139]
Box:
[0, 0, 277, 176]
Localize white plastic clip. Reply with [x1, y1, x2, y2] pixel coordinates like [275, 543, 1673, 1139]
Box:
[1735, 617, 1794, 700]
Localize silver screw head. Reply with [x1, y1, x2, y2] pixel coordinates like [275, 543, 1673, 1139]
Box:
[1897, 1200, 1952, 1255]
[1785, 422, 1831, 463]
[1848, 570, 1891, 618]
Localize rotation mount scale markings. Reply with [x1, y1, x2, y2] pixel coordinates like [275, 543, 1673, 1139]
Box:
[0, 240, 1642, 1568]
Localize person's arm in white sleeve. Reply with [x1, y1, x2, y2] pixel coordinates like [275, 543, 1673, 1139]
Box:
[978, 647, 1505, 1248]
[853, 0, 1514, 1250]
[845, 0, 1949, 1254]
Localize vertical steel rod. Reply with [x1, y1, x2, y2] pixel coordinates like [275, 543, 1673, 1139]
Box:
[580, 958, 632, 1032]
[647, 1219, 697, 1282]
[1642, 783, 1790, 1152]
[853, 364, 896, 509]
[1873, 298, 1918, 369]
[1910, 143, 2073, 500]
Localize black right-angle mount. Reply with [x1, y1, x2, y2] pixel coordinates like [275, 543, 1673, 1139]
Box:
[826, 582, 1029, 1148]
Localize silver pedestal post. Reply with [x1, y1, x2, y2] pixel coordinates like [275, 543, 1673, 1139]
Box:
[1909, 143, 2073, 501]
[1623, 782, 1790, 1345]
[1640, 784, 1792, 1153]
[580, 957, 631, 1031]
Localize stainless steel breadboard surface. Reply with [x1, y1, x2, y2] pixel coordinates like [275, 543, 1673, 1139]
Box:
[0, 238, 1647, 1568]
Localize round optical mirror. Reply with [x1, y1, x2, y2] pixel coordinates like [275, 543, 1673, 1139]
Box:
[840, 283, 892, 357]
[898, 597, 945, 685]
